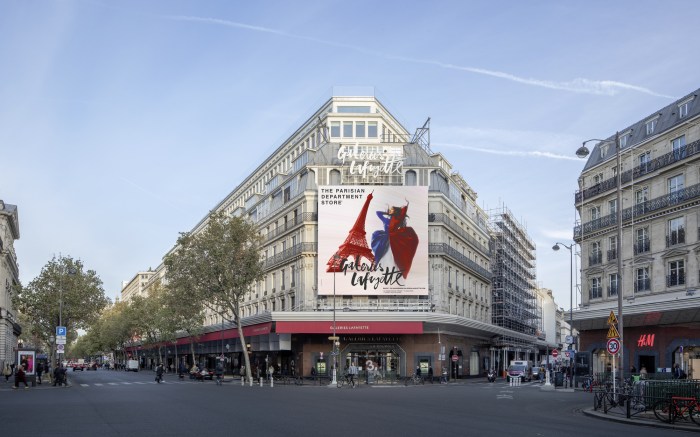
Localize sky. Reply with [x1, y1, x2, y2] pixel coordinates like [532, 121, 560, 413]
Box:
[2, 0, 700, 310]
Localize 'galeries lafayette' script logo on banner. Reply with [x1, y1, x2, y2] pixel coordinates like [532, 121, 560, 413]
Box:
[337, 144, 403, 178]
[330, 324, 371, 331]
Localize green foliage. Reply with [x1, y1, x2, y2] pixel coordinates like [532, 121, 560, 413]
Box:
[13, 256, 110, 368]
[164, 211, 264, 380]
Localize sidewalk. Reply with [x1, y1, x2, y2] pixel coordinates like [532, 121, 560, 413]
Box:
[582, 406, 700, 433]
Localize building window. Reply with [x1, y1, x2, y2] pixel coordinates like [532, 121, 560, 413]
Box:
[330, 121, 340, 138]
[668, 174, 685, 197]
[668, 260, 685, 287]
[590, 277, 602, 299]
[639, 151, 651, 173]
[593, 173, 604, 185]
[608, 273, 619, 297]
[635, 187, 648, 205]
[679, 101, 691, 119]
[672, 135, 686, 159]
[355, 121, 365, 138]
[619, 134, 629, 148]
[609, 199, 617, 216]
[368, 121, 378, 138]
[590, 241, 602, 265]
[635, 267, 650, 293]
[607, 235, 617, 262]
[634, 227, 650, 254]
[342, 121, 353, 137]
[405, 170, 417, 186]
[330, 169, 341, 185]
[590, 206, 601, 221]
[667, 217, 685, 246]
[645, 118, 657, 135]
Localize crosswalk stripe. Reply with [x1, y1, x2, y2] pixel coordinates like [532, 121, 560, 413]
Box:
[94, 383, 103, 386]
[80, 384, 89, 387]
[121, 382, 131, 385]
[108, 382, 118, 385]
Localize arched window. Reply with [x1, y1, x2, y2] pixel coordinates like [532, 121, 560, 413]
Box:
[330, 169, 341, 185]
[405, 170, 417, 186]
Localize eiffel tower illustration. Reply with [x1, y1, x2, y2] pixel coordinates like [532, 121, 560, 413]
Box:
[326, 192, 375, 272]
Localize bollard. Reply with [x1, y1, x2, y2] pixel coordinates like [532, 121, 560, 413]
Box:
[270, 376, 274, 388]
[241, 376, 244, 386]
[260, 377, 263, 387]
[249, 376, 253, 387]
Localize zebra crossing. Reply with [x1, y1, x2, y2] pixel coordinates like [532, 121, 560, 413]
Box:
[76, 380, 198, 388]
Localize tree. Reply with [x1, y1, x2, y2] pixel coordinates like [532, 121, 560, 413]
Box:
[13, 256, 110, 370]
[164, 211, 264, 383]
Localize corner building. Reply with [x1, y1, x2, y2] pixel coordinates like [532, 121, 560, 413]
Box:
[574, 88, 700, 378]
[142, 92, 545, 379]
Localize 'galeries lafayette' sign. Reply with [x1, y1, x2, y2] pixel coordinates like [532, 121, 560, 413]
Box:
[337, 144, 403, 178]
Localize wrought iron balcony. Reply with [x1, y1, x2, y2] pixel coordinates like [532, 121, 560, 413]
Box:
[634, 278, 651, 292]
[575, 139, 700, 203]
[575, 182, 700, 239]
[429, 243, 492, 282]
[666, 274, 686, 287]
[264, 212, 317, 242]
[428, 213, 490, 256]
[264, 242, 317, 270]
[634, 239, 650, 255]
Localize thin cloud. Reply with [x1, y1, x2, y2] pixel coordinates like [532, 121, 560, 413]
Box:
[436, 142, 581, 161]
[164, 15, 675, 99]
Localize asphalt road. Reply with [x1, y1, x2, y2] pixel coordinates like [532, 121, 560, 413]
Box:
[0, 370, 687, 436]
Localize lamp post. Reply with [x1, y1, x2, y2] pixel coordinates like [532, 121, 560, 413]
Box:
[576, 132, 624, 379]
[553, 242, 575, 384]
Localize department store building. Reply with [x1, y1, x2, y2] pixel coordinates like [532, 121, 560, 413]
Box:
[134, 92, 549, 379]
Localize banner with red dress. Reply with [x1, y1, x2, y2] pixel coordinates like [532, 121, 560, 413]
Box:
[318, 185, 428, 296]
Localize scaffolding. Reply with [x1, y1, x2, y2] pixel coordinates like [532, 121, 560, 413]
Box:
[488, 206, 539, 345]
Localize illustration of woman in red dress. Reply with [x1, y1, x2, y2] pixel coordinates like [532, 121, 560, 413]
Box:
[371, 201, 419, 278]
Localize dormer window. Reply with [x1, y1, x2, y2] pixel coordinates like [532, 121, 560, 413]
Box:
[678, 97, 694, 119]
[645, 117, 658, 135]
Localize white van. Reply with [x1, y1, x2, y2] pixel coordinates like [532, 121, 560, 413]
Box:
[126, 360, 139, 372]
[506, 360, 532, 382]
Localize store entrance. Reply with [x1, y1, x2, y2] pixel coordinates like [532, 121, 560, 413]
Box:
[340, 344, 405, 383]
[639, 355, 655, 375]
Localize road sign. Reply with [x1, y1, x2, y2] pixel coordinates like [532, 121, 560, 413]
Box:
[552, 349, 559, 358]
[451, 355, 459, 362]
[607, 324, 620, 338]
[328, 336, 339, 341]
[56, 326, 66, 336]
[57, 344, 65, 354]
[607, 338, 621, 355]
[56, 338, 66, 345]
[607, 311, 618, 325]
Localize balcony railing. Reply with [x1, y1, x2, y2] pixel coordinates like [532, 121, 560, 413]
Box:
[666, 274, 686, 287]
[634, 278, 651, 292]
[607, 249, 617, 262]
[634, 239, 650, 255]
[666, 229, 686, 247]
[429, 243, 492, 282]
[264, 212, 317, 242]
[575, 182, 700, 238]
[428, 213, 490, 256]
[264, 243, 317, 270]
[575, 139, 700, 203]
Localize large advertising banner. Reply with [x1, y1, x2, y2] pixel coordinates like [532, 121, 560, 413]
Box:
[318, 185, 428, 296]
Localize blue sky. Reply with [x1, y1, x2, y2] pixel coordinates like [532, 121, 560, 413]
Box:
[2, 0, 699, 310]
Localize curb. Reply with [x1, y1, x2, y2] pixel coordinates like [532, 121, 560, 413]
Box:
[582, 407, 700, 432]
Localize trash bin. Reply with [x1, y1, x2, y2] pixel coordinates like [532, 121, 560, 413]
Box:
[554, 371, 564, 387]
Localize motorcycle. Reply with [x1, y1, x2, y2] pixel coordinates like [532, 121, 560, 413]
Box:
[487, 369, 496, 383]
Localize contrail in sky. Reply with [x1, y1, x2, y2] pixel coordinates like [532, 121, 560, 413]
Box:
[436, 143, 581, 161]
[164, 15, 675, 99]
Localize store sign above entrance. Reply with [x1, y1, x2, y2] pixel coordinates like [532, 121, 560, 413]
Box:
[318, 185, 429, 296]
[275, 321, 423, 334]
[637, 333, 655, 347]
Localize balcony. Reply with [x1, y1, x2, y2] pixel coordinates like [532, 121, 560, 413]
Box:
[634, 239, 650, 255]
[607, 249, 617, 262]
[666, 229, 686, 247]
[429, 243, 492, 282]
[264, 212, 317, 243]
[575, 139, 700, 203]
[575, 182, 700, 239]
[264, 243, 317, 270]
[667, 274, 686, 287]
[428, 213, 490, 256]
[634, 278, 651, 293]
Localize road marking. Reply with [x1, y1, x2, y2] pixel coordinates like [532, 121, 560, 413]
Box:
[497, 394, 513, 399]
[134, 382, 147, 384]
[94, 383, 103, 386]
[108, 383, 118, 385]
[121, 382, 131, 385]
[80, 384, 89, 387]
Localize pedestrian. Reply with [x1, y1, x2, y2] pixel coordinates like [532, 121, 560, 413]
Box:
[348, 362, 358, 386]
[3, 363, 12, 382]
[215, 362, 224, 386]
[155, 363, 164, 383]
[428, 366, 434, 382]
[53, 364, 64, 386]
[640, 366, 648, 380]
[13, 364, 29, 389]
[268, 364, 275, 380]
[36, 362, 44, 385]
[630, 365, 637, 374]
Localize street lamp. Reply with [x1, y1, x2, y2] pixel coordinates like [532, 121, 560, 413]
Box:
[576, 132, 624, 379]
[553, 242, 575, 382]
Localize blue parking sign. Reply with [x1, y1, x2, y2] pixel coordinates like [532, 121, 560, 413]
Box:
[56, 326, 66, 336]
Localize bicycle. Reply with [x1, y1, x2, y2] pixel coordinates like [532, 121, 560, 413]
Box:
[404, 373, 424, 386]
[653, 396, 700, 425]
[337, 373, 355, 388]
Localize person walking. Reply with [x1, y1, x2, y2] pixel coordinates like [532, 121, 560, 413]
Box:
[36, 362, 44, 385]
[13, 365, 29, 389]
[640, 366, 648, 380]
[155, 363, 164, 383]
[215, 362, 224, 386]
[3, 363, 12, 382]
[348, 362, 358, 387]
[53, 364, 65, 386]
